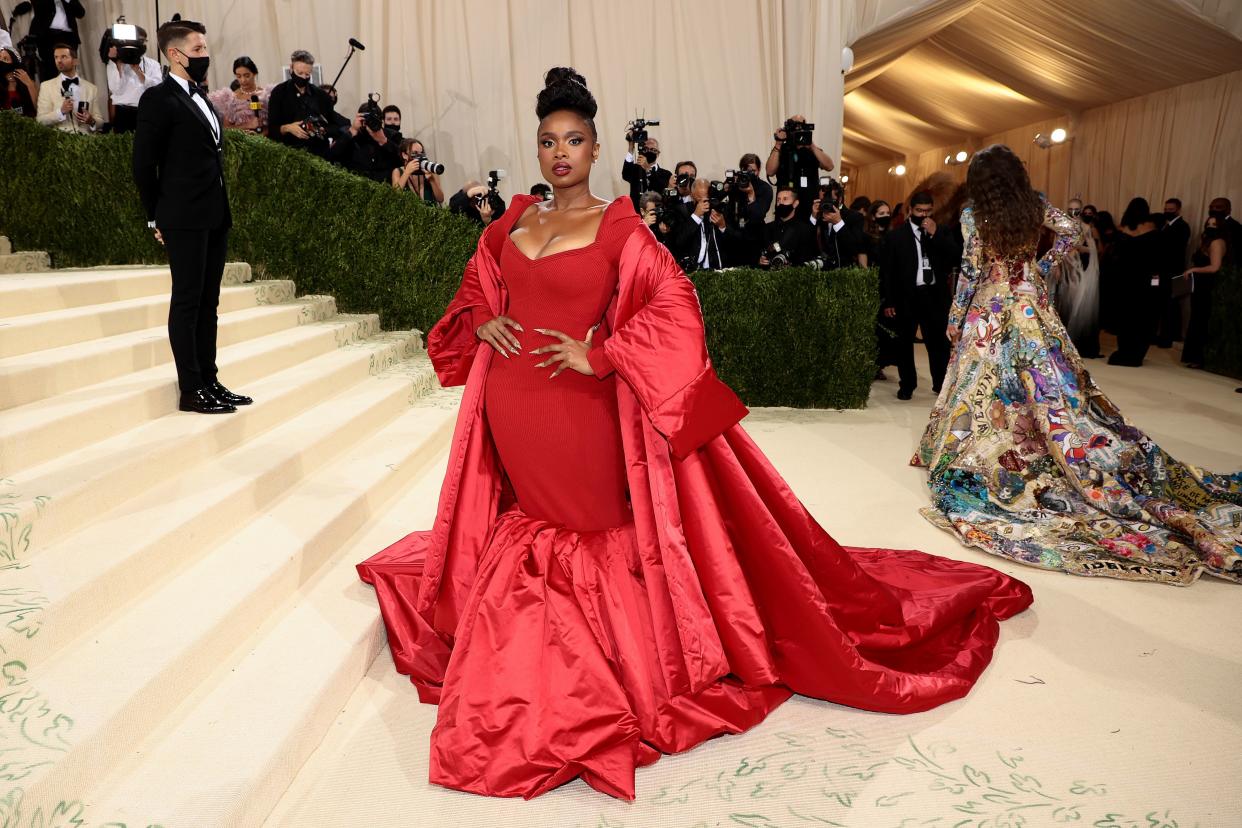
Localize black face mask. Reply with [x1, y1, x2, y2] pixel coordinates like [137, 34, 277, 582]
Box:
[177, 50, 210, 83]
[875, 215, 892, 229]
[292, 73, 310, 88]
[1208, 209, 1228, 222]
[641, 151, 658, 165]
[911, 214, 929, 229]
[1081, 212, 1095, 224]
[1164, 211, 1177, 220]
[1068, 207, 1082, 217]
[774, 203, 794, 219]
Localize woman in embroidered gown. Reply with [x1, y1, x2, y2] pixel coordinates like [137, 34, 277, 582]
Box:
[358, 69, 1032, 801]
[915, 144, 1242, 585]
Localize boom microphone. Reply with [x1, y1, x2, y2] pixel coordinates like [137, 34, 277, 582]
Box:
[349, 38, 366, 51]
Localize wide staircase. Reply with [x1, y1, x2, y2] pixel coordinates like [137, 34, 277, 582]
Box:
[0, 236, 460, 826]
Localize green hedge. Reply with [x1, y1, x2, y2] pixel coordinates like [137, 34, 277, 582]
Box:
[1205, 265, 1242, 380]
[0, 111, 878, 408]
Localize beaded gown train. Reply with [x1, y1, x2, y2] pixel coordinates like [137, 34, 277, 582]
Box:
[358, 194, 1032, 801]
[914, 203, 1242, 584]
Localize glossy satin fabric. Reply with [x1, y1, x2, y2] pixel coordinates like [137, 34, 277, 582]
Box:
[358, 194, 1033, 801]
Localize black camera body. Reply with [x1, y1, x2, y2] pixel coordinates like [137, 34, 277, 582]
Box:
[625, 116, 660, 146]
[765, 242, 791, 270]
[675, 171, 695, 190]
[708, 180, 731, 214]
[107, 21, 147, 66]
[781, 119, 815, 147]
[361, 92, 384, 132]
[300, 113, 329, 138]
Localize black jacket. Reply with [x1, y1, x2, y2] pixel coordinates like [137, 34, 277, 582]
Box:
[132, 77, 231, 231]
[621, 158, 672, 211]
[1158, 215, 1191, 277]
[32, 0, 85, 42]
[879, 219, 956, 311]
[331, 128, 401, 183]
[815, 209, 866, 270]
[266, 79, 346, 152]
[760, 216, 818, 266]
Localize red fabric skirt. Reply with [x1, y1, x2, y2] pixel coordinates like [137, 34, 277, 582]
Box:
[358, 428, 1033, 800]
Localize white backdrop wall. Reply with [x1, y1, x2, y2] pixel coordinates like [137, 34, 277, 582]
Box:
[24, 0, 851, 201]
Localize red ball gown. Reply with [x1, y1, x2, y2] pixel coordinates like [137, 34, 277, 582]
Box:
[358, 194, 1032, 800]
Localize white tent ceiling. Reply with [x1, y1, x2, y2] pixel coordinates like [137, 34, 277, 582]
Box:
[842, 0, 1242, 167]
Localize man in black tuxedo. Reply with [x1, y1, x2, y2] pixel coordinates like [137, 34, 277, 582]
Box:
[757, 186, 818, 268]
[621, 133, 671, 211]
[879, 190, 955, 400]
[1209, 197, 1242, 259]
[31, 0, 84, 82]
[132, 19, 251, 414]
[1155, 197, 1190, 348]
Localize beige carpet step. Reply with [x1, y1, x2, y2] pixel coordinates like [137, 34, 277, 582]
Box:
[3, 354, 440, 670]
[93, 437, 452, 828]
[0, 236, 10, 254]
[0, 266, 172, 319]
[0, 249, 50, 273]
[0, 314, 385, 476]
[0, 295, 337, 410]
[16, 383, 460, 821]
[0, 262, 255, 320]
[0, 282, 298, 358]
[4, 328, 417, 561]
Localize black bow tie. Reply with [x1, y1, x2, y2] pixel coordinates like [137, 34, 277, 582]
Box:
[188, 81, 208, 97]
[62, 77, 79, 89]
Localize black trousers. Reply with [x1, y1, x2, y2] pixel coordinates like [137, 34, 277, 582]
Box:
[1154, 273, 1183, 347]
[1181, 275, 1215, 366]
[162, 225, 229, 393]
[1111, 281, 1160, 366]
[894, 284, 950, 393]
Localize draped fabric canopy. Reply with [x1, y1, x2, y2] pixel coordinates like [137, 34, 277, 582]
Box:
[841, 0, 1242, 168]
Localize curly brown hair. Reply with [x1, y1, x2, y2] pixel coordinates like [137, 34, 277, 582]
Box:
[967, 144, 1044, 258]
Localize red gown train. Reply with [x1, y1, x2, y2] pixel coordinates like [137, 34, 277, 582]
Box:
[358, 194, 1032, 800]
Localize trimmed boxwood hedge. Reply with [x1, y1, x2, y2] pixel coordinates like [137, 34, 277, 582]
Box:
[0, 110, 878, 408]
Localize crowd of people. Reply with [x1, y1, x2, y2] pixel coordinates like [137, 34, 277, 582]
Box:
[4, 12, 1237, 393]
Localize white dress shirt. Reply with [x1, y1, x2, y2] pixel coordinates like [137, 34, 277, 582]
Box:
[107, 57, 163, 107]
[169, 72, 220, 143]
[49, 0, 71, 33]
[54, 72, 80, 122]
[911, 217, 933, 286]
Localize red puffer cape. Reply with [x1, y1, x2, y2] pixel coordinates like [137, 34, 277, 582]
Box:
[359, 193, 1031, 718]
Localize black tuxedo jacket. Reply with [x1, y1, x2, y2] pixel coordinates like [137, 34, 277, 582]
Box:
[878, 220, 955, 312]
[1159, 216, 1191, 276]
[621, 159, 672, 209]
[32, 0, 85, 40]
[132, 77, 231, 231]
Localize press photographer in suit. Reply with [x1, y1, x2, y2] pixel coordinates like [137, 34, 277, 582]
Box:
[132, 19, 252, 414]
[879, 189, 956, 400]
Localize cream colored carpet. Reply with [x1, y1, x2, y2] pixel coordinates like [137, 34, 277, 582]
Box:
[268, 340, 1242, 828]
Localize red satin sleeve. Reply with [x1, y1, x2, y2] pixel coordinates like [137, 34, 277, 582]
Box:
[603, 233, 748, 457]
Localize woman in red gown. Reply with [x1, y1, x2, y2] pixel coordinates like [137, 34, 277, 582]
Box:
[358, 67, 1033, 801]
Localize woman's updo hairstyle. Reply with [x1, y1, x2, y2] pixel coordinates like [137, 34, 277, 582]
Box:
[535, 66, 598, 140]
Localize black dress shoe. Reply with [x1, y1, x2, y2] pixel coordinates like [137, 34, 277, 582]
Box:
[208, 381, 253, 406]
[897, 389, 914, 401]
[180, 388, 237, 414]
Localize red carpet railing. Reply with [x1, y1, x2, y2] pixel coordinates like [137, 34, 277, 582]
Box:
[0, 111, 879, 408]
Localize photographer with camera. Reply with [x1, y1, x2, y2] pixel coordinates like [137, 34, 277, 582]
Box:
[103, 22, 159, 133]
[392, 137, 445, 205]
[36, 42, 97, 132]
[332, 95, 402, 183]
[807, 178, 865, 271]
[766, 114, 833, 220]
[671, 177, 728, 271]
[1, 47, 37, 116]
[267, 49, 346, 158]
[449, 173, 508, 227]
[711, 153, 774, 266]
[621, 119, 671, 211]
[757, 186, 817, 269]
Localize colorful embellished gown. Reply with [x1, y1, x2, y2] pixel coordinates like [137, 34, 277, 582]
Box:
[914, 203, 1242, 584]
